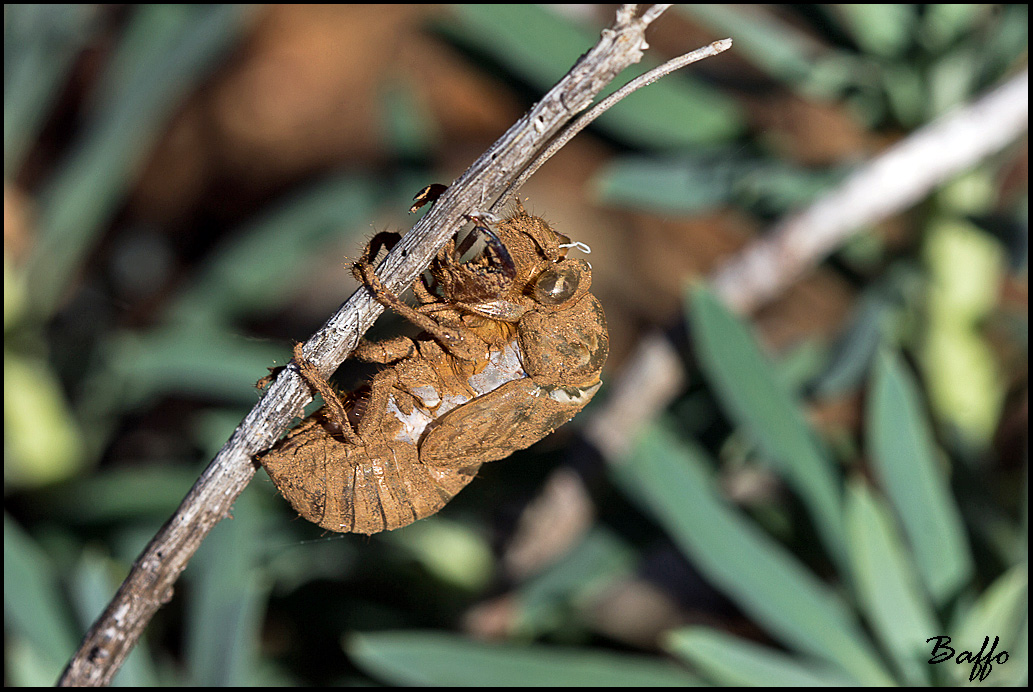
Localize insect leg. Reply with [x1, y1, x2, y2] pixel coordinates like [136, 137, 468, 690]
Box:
[291, 342, 362, 445]
[355, 367, 402, 439]
[352, 258, 489, 363]
[361, 231, 402, 264]
[409, 183, 448, 214]
[463, 214, 517, 282]
[413, 273, 438, 305]
[352, 336, 416, 364]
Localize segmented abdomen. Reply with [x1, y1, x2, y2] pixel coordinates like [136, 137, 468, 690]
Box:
[259, 416, 479, 534]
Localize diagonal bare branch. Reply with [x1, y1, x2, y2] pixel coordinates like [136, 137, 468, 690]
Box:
[56, 5, 723, 686]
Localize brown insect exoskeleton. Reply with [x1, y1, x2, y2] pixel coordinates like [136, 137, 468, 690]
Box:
[258, 193, 608, 534]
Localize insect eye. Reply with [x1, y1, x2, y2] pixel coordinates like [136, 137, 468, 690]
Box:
[533, 264, 580, 306]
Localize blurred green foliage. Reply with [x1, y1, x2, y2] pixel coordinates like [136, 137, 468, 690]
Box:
[4, 4, 1027, 687]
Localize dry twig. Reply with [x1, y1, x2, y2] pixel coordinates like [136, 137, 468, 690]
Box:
[56, 5, 734, 686]
[711, 67, 1029, 314]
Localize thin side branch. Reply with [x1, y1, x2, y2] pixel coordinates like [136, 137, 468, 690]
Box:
[58, 5, 680, 687]
[493, 38, 733, 212]
[711, 67, 1029, 314]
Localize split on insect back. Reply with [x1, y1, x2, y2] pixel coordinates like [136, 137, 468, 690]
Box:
[258, 193, 608, 534]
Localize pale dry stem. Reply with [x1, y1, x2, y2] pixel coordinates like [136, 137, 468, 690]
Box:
[57, 5, 700, 686]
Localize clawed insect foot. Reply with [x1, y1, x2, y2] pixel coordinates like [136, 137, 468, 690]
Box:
[409, 183, 448, 214]
[290, 342, 363, 445]
[255, 365, 283, 391]
[464, 210, 500, 225]
[351, 230, 400, 293]
[460, 213, 517, 282]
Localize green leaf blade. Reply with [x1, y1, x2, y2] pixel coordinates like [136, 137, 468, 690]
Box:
[614, 425, 891, 684]
[27, 4, 250, 318]
[845, 481, 939, 684]
[3, 515, 80, 683]
[347, 631, 703, 686]
[947, 563, 1028, 686]
[665, 627, 857, 687]
[687, 285, 847, 568]
[185, 498, 267, 687]
[867, 349, 974, 603]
